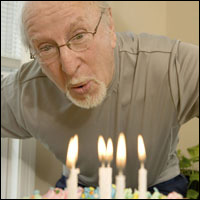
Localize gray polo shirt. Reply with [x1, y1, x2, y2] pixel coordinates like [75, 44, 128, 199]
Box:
[1, 32, 199, 188]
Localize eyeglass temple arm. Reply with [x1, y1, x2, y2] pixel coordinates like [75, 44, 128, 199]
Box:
[30, 53, 35, 59]
[93, 12, 104, 34]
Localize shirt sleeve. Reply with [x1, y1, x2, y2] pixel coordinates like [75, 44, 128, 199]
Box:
[169, 41, 199, 125]
[1, 71, 32, 139]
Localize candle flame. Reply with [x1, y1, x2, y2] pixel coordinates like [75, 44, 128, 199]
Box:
[106, 138, 113, 163]
[137, 134, 146, 162]
[73, 135, 79, 163]
[116, 133, 126, 170]
[98, 135, 106, 163]
[66, 135, 79, 169]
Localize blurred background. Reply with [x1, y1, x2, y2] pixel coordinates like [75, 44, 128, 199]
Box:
[1, 1, 199, 198]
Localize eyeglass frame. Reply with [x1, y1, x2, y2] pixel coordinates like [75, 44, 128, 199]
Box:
[30, 11, 104, 60]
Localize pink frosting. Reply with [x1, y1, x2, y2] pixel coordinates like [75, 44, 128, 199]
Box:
[167, 191, 183, 199]
[42, 188, 67, 199]
[42, 187, 83, 199]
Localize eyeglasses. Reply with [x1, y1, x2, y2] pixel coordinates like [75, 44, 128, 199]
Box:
[30, 12, 104, 61]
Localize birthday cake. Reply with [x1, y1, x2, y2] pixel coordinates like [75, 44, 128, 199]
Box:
[23, 135, 185, 199]
[23, 185, 184, 199]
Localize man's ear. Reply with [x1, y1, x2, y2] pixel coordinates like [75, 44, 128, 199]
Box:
[108, 8, 117, 49]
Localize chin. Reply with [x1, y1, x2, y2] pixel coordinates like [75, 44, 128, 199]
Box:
[66, 82, 107, 109]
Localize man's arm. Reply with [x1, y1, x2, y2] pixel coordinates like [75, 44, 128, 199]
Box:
[1, 71, 31, 139]
[169, 41, 199, 125]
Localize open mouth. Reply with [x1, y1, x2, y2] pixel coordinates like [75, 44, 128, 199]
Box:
[73, 85, 85, 89]
[70, 81, 91, 95]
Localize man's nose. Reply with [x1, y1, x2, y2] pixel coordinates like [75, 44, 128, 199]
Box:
[59, 46, 80, 77]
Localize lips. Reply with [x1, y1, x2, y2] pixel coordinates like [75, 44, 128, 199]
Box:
[71, 81, 88, 88]
[69, 81, 91, 95]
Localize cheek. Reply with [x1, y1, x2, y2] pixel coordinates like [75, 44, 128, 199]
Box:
[41, 63, 67, 92]
[84, 40, 114, 85]
[84, 50, 104, 78]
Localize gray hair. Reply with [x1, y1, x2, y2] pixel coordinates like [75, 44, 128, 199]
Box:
[20, 1, 110, 49]
[95, 1, 110, 9]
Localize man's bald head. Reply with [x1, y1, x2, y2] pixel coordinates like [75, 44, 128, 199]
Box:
[20, 1, 116, 109]
[21, 1, 110, 48]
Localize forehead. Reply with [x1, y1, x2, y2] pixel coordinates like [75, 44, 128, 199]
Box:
[24, 1, 98, 23]
[25, 1, 96, 13]
[23, 1, 100, 43]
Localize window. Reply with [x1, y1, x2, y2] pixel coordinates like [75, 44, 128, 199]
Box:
[1, 2, 36, 199]
[1, 1, 24, 60]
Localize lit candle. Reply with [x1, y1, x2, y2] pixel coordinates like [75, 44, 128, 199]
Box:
[115, 133, 126, 199]
[137, 135, 147, 199]
[66, 135, 80, 199]
[106, 138, 113, 198]
[106, 138, 113, 167]
[98, 136, 113, 199]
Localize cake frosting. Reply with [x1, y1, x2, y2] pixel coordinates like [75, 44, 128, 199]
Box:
[23, 185, 184, 199]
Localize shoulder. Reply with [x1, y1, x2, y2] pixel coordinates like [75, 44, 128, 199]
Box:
[18, 60, 47, 84]
[116, 32, 179, 54]
[137, 32, 178, 53]
[1, 60, 53, 105]
[2, 60, 47, 89]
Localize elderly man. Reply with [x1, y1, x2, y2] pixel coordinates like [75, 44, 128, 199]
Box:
[1, 1, 199, 197]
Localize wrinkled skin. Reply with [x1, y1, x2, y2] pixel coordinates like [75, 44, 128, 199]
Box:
[23, 1, 116, 108]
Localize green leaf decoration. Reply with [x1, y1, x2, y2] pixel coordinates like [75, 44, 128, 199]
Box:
[55, 189, 60, 194]
[187, 145, 199, 160]
[179, 155, 192, 168]
[187, 189, 199, 199]
[177, 149, 182, 157]
[178, 144, 199, 199]
[190, 172, 199, 182]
